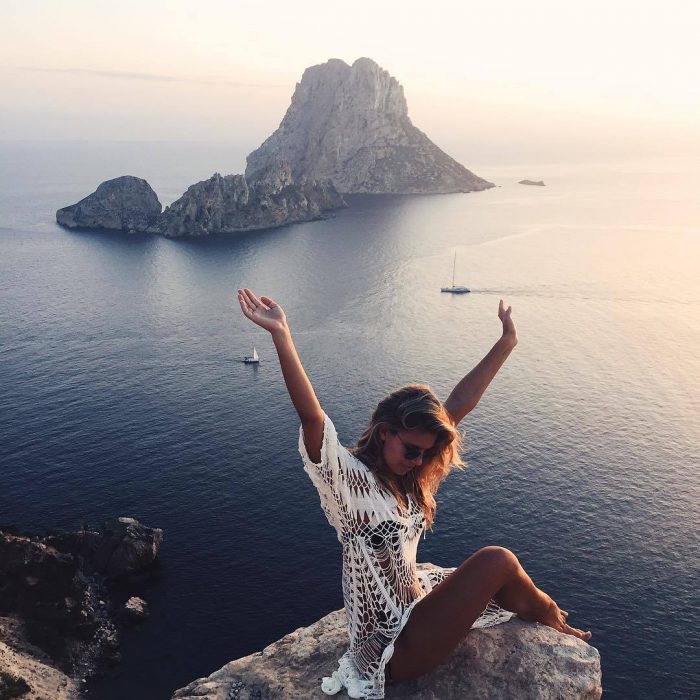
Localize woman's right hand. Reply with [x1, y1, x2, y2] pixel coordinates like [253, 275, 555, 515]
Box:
[238, 288, 288, 335]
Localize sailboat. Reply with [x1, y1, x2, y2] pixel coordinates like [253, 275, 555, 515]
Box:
[243, 346, 260, 364]
[441, 251, 471, 294]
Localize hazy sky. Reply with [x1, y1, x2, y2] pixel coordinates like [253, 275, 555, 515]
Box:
[1, 0, 698, 162]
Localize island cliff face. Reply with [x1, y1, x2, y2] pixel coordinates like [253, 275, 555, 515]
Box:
[56, 164, 345, 238]
[159, 161, 346, 238]
[246, 58, 492, 194]
[56, 176, 162, 232]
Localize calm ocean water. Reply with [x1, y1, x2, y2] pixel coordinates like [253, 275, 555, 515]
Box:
[1, 142, 698, 699]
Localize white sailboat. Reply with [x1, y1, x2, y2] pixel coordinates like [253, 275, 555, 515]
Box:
[441, 251, 471, 294]
[243, 346, 260, 364]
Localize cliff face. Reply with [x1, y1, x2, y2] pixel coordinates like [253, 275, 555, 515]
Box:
[0, 617, 79, 700]
[246, 58, 492, 194]
[171, 606, 602, 699]
[0, 518, 162, 696]
[56, 176, 162, 232]
[159, 161, 346, 238]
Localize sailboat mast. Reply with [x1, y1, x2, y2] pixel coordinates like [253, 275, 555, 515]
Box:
[452, 251, 456, 287]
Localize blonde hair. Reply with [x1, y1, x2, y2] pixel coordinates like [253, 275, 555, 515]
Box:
[349, 384, 464, 529]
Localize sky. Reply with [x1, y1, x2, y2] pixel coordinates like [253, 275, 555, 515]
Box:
[1, 0, 699, 163]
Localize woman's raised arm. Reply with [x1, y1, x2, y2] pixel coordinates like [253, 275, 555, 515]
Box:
[443, 300, 518, 426]
[238, 288, 324, 462]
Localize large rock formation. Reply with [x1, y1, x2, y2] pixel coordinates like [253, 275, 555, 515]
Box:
[246, 57, 492, 194]
[159, 160, 346, 238]
[172, 603, 601, 699]
[56, 176, 162, 232]
[56, 57, 492, 236]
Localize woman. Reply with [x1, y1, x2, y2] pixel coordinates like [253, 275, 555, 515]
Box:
[238, 288, 591, 699]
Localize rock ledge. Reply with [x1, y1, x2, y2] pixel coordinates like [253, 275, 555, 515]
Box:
[171, 608, 601, 699]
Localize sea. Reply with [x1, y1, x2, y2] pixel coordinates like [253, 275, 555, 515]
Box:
[0, 141, 698, 699]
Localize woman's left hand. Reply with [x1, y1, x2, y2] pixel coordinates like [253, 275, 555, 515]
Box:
[498, 299, 517, 345]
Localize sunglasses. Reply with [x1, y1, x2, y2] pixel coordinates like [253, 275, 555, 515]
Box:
[391, 430, 436, 462]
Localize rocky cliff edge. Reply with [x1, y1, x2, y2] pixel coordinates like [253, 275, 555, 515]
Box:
[172, 577, 601, 699]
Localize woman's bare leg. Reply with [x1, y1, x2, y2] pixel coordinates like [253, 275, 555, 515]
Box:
[389, 546, 592, 683]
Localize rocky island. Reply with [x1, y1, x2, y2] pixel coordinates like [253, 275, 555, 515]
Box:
[56, 58, 491, 237]
[246, 57, 492, 194]
[518, 179, 546, 186]
[56, 162, 344, 239]
[55, 176, 162, 233]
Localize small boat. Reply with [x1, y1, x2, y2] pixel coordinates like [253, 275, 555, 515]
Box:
[243, 346, 260, 364]
[441, 251, 471, 294]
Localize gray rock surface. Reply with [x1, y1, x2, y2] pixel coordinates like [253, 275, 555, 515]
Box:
[120, 597, 149, 624]
[246, 57, 492, 194]
[171, 610, 601, 700]
[518, 179, 546, 186]
[56, 175, 162, 232]
[158, 160, 346, 237]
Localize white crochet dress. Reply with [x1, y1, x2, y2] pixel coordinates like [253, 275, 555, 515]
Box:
[299, 412, 514, 699]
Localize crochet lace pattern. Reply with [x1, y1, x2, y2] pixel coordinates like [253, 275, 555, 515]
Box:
[299, 413, 514, 699]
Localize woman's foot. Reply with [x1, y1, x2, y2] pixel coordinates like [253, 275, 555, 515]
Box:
[525, 594, 592, 641]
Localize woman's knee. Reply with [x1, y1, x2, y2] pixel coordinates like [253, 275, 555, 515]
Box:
[471, 546, 520, 577]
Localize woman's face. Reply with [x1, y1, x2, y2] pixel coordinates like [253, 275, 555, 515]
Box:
[379, 426, 438, 477]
